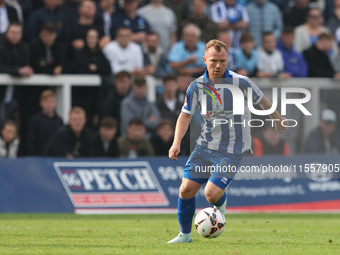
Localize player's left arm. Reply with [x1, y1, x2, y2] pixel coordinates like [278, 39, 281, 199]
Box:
[258, 95, 288, 134]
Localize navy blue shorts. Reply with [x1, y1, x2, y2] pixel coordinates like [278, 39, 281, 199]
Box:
[183, 144, 242, 190]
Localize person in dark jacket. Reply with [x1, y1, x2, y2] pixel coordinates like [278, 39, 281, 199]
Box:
[283, 0, 310, 28]
[24, 0, 67, 42]
[30, 22, 63, 75]
[17, 22, 63, 155]
[156, 74, 182, 125]
[100, 70, 132, 135]
[26, 90, 63, 156]
[0, 0, 19, 35]
[94, 0, 118, 38]
[72, 28, 111, 129]
[70, 0, 105, 51]
[92, 116, 119, 157]
[72, 28, 111, 75]
[44, 106, 93, 158]
[150, 119, 174, 156]
[303, 32, 340, 78]
[304, 109, 340, 154]
[0, 22, 33, 125]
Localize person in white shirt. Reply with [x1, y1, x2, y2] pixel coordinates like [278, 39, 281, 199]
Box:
[102, 26, 143, 74]
[257, 32, 290, 78]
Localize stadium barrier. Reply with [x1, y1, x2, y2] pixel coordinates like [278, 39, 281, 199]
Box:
[1, 155, 339, 214]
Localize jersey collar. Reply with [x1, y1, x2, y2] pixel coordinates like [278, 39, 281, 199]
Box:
[203, 68, 231, 83]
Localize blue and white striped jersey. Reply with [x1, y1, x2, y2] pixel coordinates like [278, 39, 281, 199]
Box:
[182, 69, 263, 155]
[211, 1, 249, 48]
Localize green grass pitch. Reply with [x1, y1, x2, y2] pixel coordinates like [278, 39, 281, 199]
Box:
[0, 213, 339, 255]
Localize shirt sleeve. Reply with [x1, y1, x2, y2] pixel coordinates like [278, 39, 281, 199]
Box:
[181, 82, 198, 115]
[239, 77, 264, 105]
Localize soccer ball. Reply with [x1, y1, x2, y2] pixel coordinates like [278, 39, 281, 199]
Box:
[194, 207, 226, 238]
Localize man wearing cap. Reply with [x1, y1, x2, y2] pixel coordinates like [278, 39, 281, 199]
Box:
[304, 109, 340, 154]
[120, 75, 160, 137]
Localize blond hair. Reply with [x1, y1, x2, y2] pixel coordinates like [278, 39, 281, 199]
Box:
[69, 106, 86, 116]
[205, 39, 228, 53]
[40, 89, 56, 101]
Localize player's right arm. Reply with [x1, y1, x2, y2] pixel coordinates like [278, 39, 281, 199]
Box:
[169, 113, 192, 160]
[169, 80, 198, 160]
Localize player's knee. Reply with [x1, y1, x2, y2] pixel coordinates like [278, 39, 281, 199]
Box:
[205, 190, 220, 204]
[179, 185, 196, 199]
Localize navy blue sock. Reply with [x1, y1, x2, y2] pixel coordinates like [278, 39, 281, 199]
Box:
[177, 196, 195, 234]
[214, 192, 226, 207]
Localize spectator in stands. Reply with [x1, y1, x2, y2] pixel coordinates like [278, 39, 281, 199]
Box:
[304, 109, 340, 154]
[257, 32, 289, 78]
[0, 120, 19, 158]
[323, 0, 335, 24]
[70, 0, 105, 51]
[246, 0, 283, 47]
[270, 0, 290, 12]
[176, 72, 191, 103]
[176, 71, 192, 156]
[0, 0, 20, 35]
[111, 0, 150, 44]
[156, 74, 182, 124]
[25, 0, 66, 42]
[284, 0, 310, 28]
[0, 22, 33, 125]
[294, 8, 336, 54]
[142, 32, 167, 78]
[277, 26, 308, 77]
[181, 0, 218, 44]
[18, 22, 63, 155]
[101, 71, 132, 134]
[92, 116, 119, 157]
[253, 123, 289, 157]
[30, 22, 63, 75]
[137, 0, 177, 53]
[43, 106, 93, 158]
[303, 32, 340, 78]
[327, 0, 340, 36]
[95, 0, 118, 38]
[72, 29, 111, 75]
[217, 31, 236, 71]
[118, 117, 154, 157]
[234, 32, 258, 77]
[150, 119, 174, 156]
[72, 28, 111, 129]
[164, 0, 189, 34]
[26, 89, 63, 156]
[120, 75, 160, 136]
[168, 23, 206, 77]
[102, 26, 144, 74]
[61, 0, 82, 30]
[211, 0, 249, 48]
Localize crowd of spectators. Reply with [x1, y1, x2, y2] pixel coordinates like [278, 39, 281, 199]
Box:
[0, 0, 340, 158]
